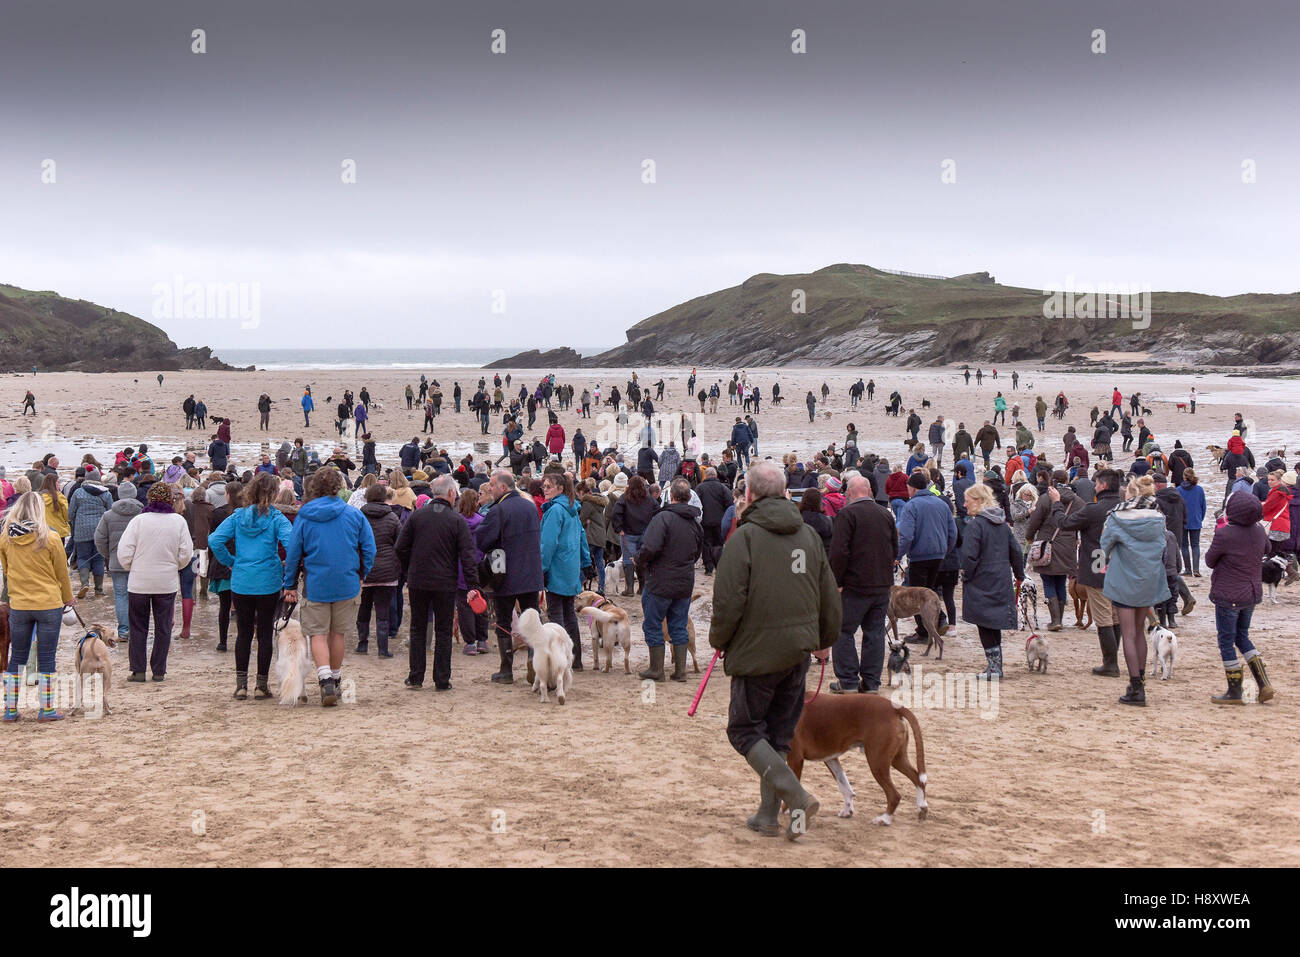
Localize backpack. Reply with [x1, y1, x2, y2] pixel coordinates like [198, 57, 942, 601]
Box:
[680, 459, 698, 484]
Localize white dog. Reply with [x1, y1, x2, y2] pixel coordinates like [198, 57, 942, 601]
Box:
[513, 608, 574, 704]
[1147, 623, 1178, 680]
[274, 616, 313, 706]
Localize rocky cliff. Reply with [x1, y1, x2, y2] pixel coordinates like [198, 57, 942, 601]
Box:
[587, 264, 1300, 368]
[0, 283, 245, 372]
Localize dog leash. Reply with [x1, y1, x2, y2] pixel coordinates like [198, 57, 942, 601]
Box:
[687, 649, 722, 717]
[808, 656, 827, 703]
[273, 598, 298, 633]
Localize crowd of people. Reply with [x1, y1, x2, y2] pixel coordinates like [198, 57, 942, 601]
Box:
[0, 370, 1285, 736]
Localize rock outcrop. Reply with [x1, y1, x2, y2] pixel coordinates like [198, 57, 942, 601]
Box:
[0, 283, 245, 372]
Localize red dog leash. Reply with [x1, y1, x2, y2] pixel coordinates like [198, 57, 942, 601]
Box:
[808, 656, 827, 703]
[687, 650, 722, 716]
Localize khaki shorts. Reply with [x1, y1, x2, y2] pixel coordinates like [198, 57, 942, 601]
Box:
[300, 596, 359, 636]
[1085, 586, 1116, 627]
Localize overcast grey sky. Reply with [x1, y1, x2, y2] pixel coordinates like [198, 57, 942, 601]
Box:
[1, 0, 1296, 351]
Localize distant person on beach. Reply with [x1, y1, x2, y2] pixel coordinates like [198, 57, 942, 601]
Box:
[301, 388, 313, 427]
[21, 391, 35, 415]
[258, 393, 273, 430]
[157, 374, 164, 387]
[194, 398, 207, 430]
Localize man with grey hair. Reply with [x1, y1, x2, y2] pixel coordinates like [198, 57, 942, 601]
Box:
[395, 474, 479, 690]
[828, 475, 897, 693]
[634, 478, 703, 681]
[709, 460, 840, 839]
[475, 469, 543, 684]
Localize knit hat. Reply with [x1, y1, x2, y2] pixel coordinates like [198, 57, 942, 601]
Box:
[826, 476, 842, 492]
[1283, 472, 1297, 487]
[118, 482, 136, 499]
[414, 494, 431, 509]
[612, 473, 628, 489]
[84, 467, 101, 482]
[983, 470, 999, 480]
[1152, 472, 1168, 485]
[908, 472, 930, 490]
[148, 481, 175, 503]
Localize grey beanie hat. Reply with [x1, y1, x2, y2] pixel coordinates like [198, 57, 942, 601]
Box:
[118, 482, 137, 499]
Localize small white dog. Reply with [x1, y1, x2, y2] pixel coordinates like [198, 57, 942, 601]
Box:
[1025, 633, 1048, 673]
[1147, 623, 1178, 680]
[274, 616, 313, 706]
[513, 608, 574, 704]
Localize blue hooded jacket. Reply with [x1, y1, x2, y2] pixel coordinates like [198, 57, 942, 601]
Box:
[897, 490, 958, 562]
[208, 505, 293, 595]
[281, 496, 375, 602]
[302, 392, 314, 412]
[1099, 505, 1171, 608]
[540, 496, 587, 596]
[1177, 481, 1207, 530]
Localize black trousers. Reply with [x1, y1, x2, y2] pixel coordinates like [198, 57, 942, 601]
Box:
[726, 659, 810, 756]
[407, 587, 456, 687]
[233, 591, 279, 677]
[456, 589, 488, 645]
[492, 591, 541, 673]
[702, 524, 723, 573]
[545, 592, 582, 667]
[356, 585, 394, 647]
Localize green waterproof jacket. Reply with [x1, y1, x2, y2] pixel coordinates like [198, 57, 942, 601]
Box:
[708, 496, 842, 676]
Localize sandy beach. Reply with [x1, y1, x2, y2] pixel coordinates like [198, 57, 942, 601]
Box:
[1, 363, 1297, 867]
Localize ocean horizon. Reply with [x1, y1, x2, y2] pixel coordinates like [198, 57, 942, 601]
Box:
[216, 347, 619, 371]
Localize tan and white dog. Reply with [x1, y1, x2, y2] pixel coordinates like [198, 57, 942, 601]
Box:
[73, 623, 117, 715]
[274, 615, 313, 706]
[513, 608, 573, 704]
[575, 591, 633, 674]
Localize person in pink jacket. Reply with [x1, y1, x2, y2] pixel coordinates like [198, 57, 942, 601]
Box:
[545, 415, 566, 459]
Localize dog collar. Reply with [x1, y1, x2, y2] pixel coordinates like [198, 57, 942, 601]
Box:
[590, 595, 608, 608]
[1026, 633, 1039, 648]
[78, 630, 101, 655]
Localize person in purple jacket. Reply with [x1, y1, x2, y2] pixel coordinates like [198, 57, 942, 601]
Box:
[1204, 491, 1276, 705]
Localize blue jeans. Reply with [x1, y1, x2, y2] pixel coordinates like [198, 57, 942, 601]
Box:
[590, 544, 605, 592]
[832, 590, 889, 692]
[74, 539, 104, 580]
[111, 570, 131, 637]
[1039, 573, 1067, 602]
[178, 557, 197, 599]
[641, 591, 690, 648]
[1037, 416, 1046, 430]
[1213, 601, 1256, 664]
[621, 533, 643, 569]
[4, 607, 62, 673]
[889, 498, 907, 520]
[735, 444, 750, 469]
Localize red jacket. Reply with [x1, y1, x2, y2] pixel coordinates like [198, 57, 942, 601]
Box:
[1112, 389, 1122, 406]
[1262, 487, 1292, 535]
[545, 423, 565, 455]
[885, 472, 911, 500]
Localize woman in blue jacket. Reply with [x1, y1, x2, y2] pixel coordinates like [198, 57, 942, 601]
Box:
[1176, 468, 1207, 577]
[208, 472, 293, 699]
[540, 472, 591, 669]
[1099, 475, 1171, 707]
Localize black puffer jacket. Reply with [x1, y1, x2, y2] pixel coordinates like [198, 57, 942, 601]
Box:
[361, 501, 402, 584]
[634, 502, 703, 598]
[610, 494, 658, 536]
[396, 498, 480, 593]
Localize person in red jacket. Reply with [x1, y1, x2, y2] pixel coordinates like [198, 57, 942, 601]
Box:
[1261, 470, 1292, 556]
[545, 415, 566, 460]
[1110, 387, 1123, 417]
[885, 466, 911, 519]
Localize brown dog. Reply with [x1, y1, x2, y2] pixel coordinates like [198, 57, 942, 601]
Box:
[886, 585, 944, 659]
[1068, 577, 1091, 629]
[787, 693, 928, 825]
[575, 590, 633, 673]
[73, 623, 117, 715]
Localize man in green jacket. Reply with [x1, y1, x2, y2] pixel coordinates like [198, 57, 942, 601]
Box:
[709, 461, 841, 840]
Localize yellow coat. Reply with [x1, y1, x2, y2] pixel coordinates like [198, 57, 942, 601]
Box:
[42, 491, 70, 538]
[0, 528, 74, 610]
